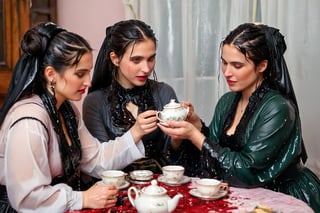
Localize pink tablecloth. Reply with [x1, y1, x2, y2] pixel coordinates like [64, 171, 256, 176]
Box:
[228, 187, 313, 213]
[66, 177, 314, 213]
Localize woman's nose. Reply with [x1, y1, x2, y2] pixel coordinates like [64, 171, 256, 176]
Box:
[84, 75, 92, 87]
[223, 65, 232, 77]
[141, 61, 153, 73]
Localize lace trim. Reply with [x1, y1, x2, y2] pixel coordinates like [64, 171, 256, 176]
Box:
[39, 90, 82, 191]
[108, 80, 156, 129]
[220, 81, 270, 150]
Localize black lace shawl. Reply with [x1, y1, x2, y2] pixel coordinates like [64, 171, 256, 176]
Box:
[109, 80, 156, 129]
[219, 81, 270, 151]
[200, 82, 270, 178]
[39, 89, 82, 191]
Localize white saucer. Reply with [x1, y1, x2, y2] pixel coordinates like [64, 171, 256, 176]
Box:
[97, 180, 130, 190]
[157, 175, 191, 186]
[189, 188, 228, 200]
[128, 177, 152, 185]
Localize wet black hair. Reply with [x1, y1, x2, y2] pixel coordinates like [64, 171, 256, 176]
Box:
[89, 19, 157, 93]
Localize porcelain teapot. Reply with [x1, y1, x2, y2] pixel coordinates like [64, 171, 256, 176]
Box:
[128, 180, 183, 213]
[156, 99, 189, 123]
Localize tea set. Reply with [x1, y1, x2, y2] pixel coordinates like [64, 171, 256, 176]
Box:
[128, 179, 183, 213]
[157, 165, 191, 186]
[97, 100, 228, 212]
[99, 165, 229, 213]
[189, 178, 229, 200]
[156, 99, 189, 123]
[98, 170, 130, 190]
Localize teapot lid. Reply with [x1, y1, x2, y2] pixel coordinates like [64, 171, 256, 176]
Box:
[143, 180, 167, 194]
[163, 99, 182, 109]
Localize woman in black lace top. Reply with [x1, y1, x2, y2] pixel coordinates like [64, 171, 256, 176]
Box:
[83, 19, 201, 176]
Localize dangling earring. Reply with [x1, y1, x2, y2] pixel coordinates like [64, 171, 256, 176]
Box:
[50, 80, 56, 97]
[112, 67, 117, 79]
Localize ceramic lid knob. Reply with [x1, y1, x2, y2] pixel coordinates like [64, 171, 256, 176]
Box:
[144, 180, 166, 194]
[164, 99, 181, 109]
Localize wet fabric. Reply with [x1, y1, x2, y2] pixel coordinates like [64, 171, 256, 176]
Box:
[200, 85, 320, 212]
[0, 95, 145, 211]
[0, 185, 17, 213]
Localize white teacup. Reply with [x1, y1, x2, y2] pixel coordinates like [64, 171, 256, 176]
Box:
[101, 170, 126, 188]
[162, 165, 185, 184]
[196, 178, 228, 197]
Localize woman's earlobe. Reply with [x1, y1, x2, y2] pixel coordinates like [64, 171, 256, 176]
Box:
[110, 52, 119, 66]
[44, 66, 56, 81]
[258, 60, 268, 73]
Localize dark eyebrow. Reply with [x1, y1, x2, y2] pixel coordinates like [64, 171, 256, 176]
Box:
[130, 53, 157, 59]
[149, 53, 156, 58]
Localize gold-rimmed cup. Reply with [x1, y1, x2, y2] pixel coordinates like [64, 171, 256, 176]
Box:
[100, 170, 126, 188]
[196, 178, 228, 197]
[162, 165, 185, 184]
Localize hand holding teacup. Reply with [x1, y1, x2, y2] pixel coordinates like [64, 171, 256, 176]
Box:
[83, 181, 118, 209]
[196, 178, 228, 197]
[100, 170, 126, 188]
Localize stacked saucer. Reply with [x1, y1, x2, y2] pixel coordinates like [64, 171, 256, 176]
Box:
[128, 170, 153, 184]
[97, 180, 130, 190]
[157, 175, 191, 186]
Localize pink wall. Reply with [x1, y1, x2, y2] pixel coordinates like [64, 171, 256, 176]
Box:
[56, 0, 125, 111]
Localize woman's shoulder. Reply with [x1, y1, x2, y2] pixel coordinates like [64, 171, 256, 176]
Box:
[262, 90, 294, 108]
[5, 95, 50, 125]
[219, 90, 291, 105]
[150, 80, 175, 92]
[11, 95, 46, 113]
[84, 89, 107, 101]
[218, 92, 237, 105]
[83, 89, 110, 109]
[149, 80, 177, 104]
[258, 91, 297, 118]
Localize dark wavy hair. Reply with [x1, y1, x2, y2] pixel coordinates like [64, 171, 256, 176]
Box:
[221, 23, 297, 106]
[0, 22, 92, 126]
[89, 19, 157, 93]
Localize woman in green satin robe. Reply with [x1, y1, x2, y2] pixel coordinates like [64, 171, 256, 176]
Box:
[158, 23, 320, 212]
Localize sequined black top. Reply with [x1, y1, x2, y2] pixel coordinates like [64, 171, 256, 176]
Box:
[83, 80, 202, 176]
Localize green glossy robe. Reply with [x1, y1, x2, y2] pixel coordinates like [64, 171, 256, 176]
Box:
[202, 90, 320, 212]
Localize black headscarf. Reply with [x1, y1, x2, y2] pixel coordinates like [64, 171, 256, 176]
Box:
[261, 25, 298, 107]
[0, 22, 65, 126]
[261, 25, 307, 163]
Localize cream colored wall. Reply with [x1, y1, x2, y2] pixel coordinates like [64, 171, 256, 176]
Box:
[56, 0, 125, 112]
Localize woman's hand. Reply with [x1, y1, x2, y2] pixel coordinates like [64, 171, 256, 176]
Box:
[130, 110, 158, 143]
[183, 101, 202, 130]
[82, 183, 118, 209]
[157, 120, 205, 150]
